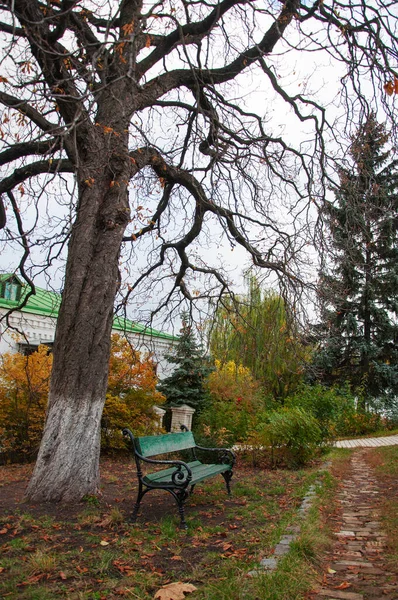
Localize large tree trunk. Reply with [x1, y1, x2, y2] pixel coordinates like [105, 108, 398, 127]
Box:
[25, 132, 131, 502]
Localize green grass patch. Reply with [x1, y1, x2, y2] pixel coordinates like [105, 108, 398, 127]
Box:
[0, 455, 343, 599]
[370, 445, 398, 573]
[336, 427, 398, 440]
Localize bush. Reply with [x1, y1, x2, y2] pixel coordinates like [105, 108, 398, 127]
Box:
[197, 360, 271, 445]
[286, 383, 356, 440]
[340, 411, 382, 436]
[0, 335, 165, 460]
[102, 389, 165, 450]
[256, 407, 323, 467]
[102, 335, 166, 449]
[0, 345, 52, 460]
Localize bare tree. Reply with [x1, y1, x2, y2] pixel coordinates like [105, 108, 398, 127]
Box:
[0, 0, 396, 501]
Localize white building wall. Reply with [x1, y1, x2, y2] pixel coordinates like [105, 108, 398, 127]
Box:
[0, 307, 176, 379]
[0, 309, 57, 355]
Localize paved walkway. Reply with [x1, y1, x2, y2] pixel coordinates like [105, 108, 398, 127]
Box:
[309, 448, 398, 600]
[335, 435, 398, 448]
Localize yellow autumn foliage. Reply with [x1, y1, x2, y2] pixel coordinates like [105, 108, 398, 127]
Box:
[199, 359, 267, 444]
[0, 345, 52, 458]
[102, 334, 166, 449]
[0, 334, 165, 459]
[206, 360, 262, 407]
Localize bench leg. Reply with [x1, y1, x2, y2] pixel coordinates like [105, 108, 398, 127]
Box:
[222, 471, 233, 495]
[129, 481, 147, 523]
[171, 489, 189, 530]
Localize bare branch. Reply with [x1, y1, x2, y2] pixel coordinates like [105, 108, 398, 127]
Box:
[0, 159, 73, 196]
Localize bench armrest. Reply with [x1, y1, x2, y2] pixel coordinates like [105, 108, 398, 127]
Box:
[122, 428, 193, 486]
[195, 444, 236, 467]
[140, 455, 193, 486]
[178, 425, 235, 467]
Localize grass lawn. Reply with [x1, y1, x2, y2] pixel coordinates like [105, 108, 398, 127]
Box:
[367, 445, 398, 573]
[336, 427, 398, 441]
[0, 452, 341, 600]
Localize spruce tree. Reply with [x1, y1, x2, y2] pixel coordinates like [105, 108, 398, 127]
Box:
[158, 314, 213, 412]
[314, 114, 398, 409]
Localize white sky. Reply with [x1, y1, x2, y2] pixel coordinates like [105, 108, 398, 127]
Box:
[1, 1, 396, 334]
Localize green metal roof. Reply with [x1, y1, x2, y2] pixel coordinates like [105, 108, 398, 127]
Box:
[0, 274, 178, 342]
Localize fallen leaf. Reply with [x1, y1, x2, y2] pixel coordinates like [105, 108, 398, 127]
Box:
[76, 566, 89, 573]
[100, 540, 109, 546]
[335, 582, 351, 589]
[327, 567, 336, 574]
[154, 581, 197, 600]
[222, 542, 233, 551]
[0, 529, 7, 534]
[113, 560, 135, 575]
[59, 571, 67, 580]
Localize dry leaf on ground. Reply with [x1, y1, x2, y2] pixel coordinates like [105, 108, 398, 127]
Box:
[154, 581, 197, 600]
[334, 582, 352, 589]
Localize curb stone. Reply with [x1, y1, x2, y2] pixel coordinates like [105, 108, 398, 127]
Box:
[247, 462, 331, 577]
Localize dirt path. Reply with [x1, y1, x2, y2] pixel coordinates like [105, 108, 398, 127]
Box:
[309, 448, 397, 600]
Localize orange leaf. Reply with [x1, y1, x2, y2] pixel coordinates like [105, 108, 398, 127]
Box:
[334, 582, 351, 589]
[384, 80, 394, 96]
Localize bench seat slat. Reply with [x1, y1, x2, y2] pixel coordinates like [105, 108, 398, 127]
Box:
[188, 463, 232, 485]
[144, 461, 231, 486]
[143, 461, 201, 483]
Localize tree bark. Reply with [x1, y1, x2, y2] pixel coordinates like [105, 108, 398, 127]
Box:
[25, 133, 131, 502]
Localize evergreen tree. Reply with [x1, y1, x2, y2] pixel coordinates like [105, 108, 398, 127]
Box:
[158, 314, 213, 412]
[314, 114, 398, 409]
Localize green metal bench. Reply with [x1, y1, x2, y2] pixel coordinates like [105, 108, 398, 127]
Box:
[122, 426, 235, 529]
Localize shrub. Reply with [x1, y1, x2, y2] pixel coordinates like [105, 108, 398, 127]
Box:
[0, 335, 165, 459]
[102, 388, 165, 450]
[256, 407, 323, 467]
[197, 360, 271, 444]
[102, 335, 166, 449]
[286, 383, 356, 440]
[340, 411, 382, 436]
[0, 345, 52, 460]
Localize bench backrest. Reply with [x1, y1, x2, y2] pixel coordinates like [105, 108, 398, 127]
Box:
[135, 431, 196, 457]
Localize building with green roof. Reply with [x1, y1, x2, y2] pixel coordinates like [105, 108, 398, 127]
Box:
[0, 273, 178, 378]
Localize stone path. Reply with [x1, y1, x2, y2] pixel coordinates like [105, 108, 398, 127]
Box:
[335, 435, 398, 448]
[309, 448, 398, 600]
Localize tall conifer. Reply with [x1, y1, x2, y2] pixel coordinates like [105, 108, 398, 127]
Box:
[314, 115, 398, 408]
